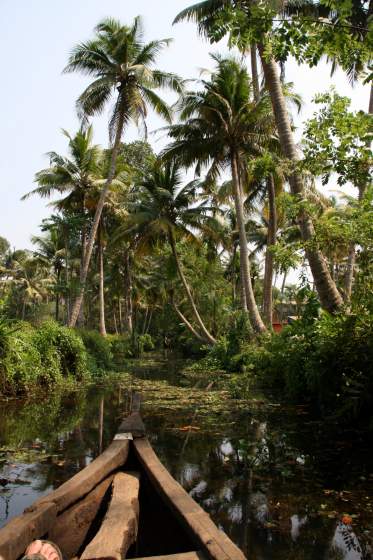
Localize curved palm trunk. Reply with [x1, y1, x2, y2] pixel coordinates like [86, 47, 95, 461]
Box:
[231, 153, 266, 333]
[258, 45, 343, 313]
[263, 175, 277, 325]
[98, 229, 107, 337]
[68, 105, 126, 328]
[172, 301, 205, 343]
[169, 229, 216, 345]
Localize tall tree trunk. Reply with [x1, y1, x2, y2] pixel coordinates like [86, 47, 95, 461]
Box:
[64, 233, 70, 325]
[258, 45, 343, 313]
[123, 250, 133, 334]
[55, 268, 61, 322]
[344, 243, 356, 302]
[344, 183, 366, 301]
[77, 225, 87, 327]
[145, 309, 153, 334]
[113, 308, 118, 334]
[172, 301, 205, 343]
[68, 105, 126, 328]
[250, 43, 260, 102]
[369, 83, 373, 115]
[169, 229, 216, 345]
[263, 175, 277, 325]
[281, 270, 288, 297]
[231, 153, 266, 333]
[239, 257, 248, 311]
[118, 299, 123, 334]
[142, 308, 149, 335]
[98, 228, 107, 337]
[230, 244, 238, 304]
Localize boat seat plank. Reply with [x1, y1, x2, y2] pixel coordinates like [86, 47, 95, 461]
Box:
[48, 475, 113, 559]
[133, 551, 206, 560]
[133, 552, 206, 560]
[26, 440, 130, 514]
[80, 471, 140, 560]
[134, 439, 245, 560]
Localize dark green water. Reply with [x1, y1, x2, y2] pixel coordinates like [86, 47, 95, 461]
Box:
[0, 359, 372, 560]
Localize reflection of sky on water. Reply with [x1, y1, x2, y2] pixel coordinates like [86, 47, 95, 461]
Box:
[330, 523, 364, 560]
[0, 462, 52, 524]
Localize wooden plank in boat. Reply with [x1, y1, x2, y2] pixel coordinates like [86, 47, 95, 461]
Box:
[81, 471, 140, 560]
[134, 439, 246, 560]
[133, 553, 206, 560]
[0, 502, 57, 560]
[27, 439, 129, 513]
[48, 475, 114, 559]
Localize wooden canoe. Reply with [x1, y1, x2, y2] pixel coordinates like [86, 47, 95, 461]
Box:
[0, 394, 246, 560]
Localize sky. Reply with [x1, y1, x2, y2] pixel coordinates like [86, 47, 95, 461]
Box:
[0, 0, 370, 251]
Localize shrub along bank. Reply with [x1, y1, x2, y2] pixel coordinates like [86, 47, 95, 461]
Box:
[191, 302, 373, 427]
[0, 320, 153, 395]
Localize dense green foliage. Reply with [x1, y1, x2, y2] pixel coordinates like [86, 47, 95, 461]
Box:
[1, 8, 372, 429]
[0, 321, 88, 394]
[0, 320, 155, 394]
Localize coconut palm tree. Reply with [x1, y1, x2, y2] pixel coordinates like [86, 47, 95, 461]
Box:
[174, 0, 344, 313]
[119, 160, 219, 345]
[162, 55, 275, 332]
[63, 16, 184, 328]
[24, 126, 102, 324]
[31, 230, 66, 321]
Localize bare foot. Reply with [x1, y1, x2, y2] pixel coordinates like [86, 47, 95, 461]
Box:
[24, 540, 60, 560]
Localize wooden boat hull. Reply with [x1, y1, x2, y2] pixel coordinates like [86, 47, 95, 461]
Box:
[0, 407, 246, 560]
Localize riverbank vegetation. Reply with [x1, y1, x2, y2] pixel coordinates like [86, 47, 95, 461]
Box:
[1, 3, 372, 426]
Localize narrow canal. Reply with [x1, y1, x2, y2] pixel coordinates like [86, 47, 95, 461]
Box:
[0, 358, 372, 559]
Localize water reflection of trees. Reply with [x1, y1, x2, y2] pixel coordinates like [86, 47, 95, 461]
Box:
[0, 384, 372, 559]
[149, 412, 370, 560]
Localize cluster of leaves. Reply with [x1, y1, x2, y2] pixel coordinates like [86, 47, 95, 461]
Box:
[197, 0, 372, 84]
[76, 329, 155, 372]
[0, 321, 88, 394]
[255, 309, 373, 423]
[302, 91, 372, 187]
[0, 320, 153, 394]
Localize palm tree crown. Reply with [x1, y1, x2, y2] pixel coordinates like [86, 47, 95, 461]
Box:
[64, 16, 183, 140]
[24, 126, 101, 205]
[163, 55, 275, 180]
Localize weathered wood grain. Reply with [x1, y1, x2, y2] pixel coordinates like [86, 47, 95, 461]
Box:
[134, 439, 246, 560]
[0, 502, 57, 560]
[133, 553, 206, 560]
[48, 475, 113, 558]
[81, 471, 140, 560]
